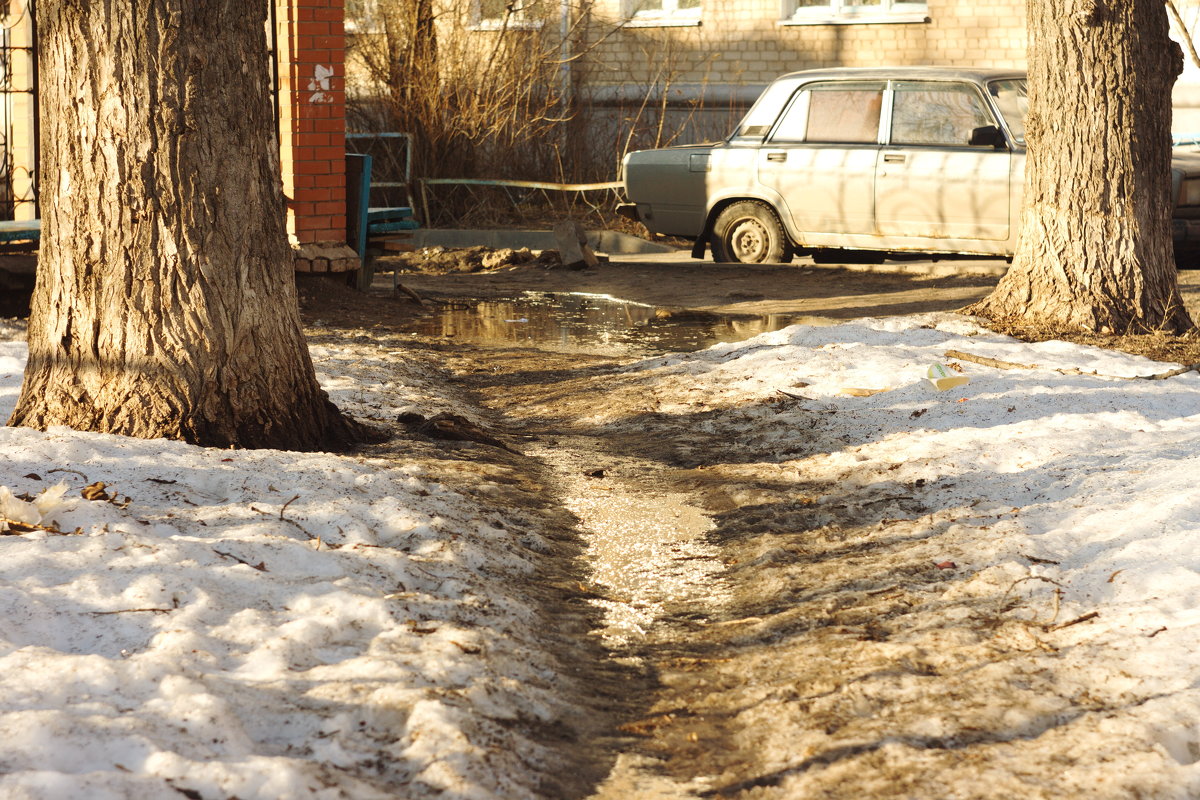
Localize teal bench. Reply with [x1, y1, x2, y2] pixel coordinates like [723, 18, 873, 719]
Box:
[0, 219, 40, 249]
[346, 153, 420, 291]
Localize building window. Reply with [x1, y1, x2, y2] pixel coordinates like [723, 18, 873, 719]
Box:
[345, 0, 382, 34]
[625, 0, 702, 28]
[474, 0, 542, 30]
[781, 0, 928, 25]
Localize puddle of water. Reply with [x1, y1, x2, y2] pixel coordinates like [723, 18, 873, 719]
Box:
[406, 291, 834, 357]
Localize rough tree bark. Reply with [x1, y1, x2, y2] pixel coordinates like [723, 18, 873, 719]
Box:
[965, 0, 1194, 334]
[8, 1, 366, 450]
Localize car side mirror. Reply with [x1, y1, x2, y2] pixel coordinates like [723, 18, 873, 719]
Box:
[969, 125, 1007, 149]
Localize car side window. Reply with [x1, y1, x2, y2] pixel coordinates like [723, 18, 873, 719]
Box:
[780, 82, 884, 144]
[889, 81, 996, 146]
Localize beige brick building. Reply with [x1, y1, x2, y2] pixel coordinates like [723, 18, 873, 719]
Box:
[581, 0, 1026, 96]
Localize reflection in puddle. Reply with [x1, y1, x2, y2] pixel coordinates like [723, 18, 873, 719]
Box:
[406, 291, 834, 356]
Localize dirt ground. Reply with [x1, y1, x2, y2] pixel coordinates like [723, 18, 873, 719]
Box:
[377, 249, 1200, 363]
[295, 252, 1200, 798]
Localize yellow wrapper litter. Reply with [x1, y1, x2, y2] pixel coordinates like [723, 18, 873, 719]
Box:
[927, 363, 969, 391]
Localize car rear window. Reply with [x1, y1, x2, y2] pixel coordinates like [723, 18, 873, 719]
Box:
[804, 84, 885, 143]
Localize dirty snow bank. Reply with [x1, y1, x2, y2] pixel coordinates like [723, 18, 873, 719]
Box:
[5, 310, 1200, 796]
[0, 319, 575, 800]
[630, 312, 1200, 793]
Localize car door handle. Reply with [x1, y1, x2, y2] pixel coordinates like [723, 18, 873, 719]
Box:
[766, 152, 787, 163]
[883, 153, 906, 163]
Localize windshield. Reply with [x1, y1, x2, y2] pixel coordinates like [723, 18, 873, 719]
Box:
[988, 78, 1028, 146]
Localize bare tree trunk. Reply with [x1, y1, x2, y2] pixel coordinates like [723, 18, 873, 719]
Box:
[8, 0, 366, 451]
[965, 0, 1193, 334]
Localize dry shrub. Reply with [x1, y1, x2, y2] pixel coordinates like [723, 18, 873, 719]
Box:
[344, 0, 743, 228]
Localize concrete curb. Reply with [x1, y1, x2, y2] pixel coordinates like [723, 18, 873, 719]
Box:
[407, 228, 678, 255]
[604, 249, 1011, 277]
[406, 229, 1010, 276]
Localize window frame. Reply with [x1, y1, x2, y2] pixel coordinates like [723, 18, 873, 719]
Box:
[779, 0, 929, 26]
[766, 80, 888, 145]
[623, 0, 702, 28]
[885, 80, 1001, 148]
[471, 0, 544, 31]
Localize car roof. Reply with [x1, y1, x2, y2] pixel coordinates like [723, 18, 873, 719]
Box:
[773, 66, 1026, 85]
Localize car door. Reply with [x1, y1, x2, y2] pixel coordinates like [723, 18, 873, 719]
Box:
[756, 81, 885, 236]
[874, 80, 1012, 241]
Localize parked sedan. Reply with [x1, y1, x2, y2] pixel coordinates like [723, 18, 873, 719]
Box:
[620, 67, 1200, 265]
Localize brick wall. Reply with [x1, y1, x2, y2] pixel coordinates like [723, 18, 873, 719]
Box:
[582, 0, 1027, 97]
[276, 0, 348, 246]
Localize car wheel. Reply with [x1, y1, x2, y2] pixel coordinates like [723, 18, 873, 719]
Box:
[711, 201, 793, 264]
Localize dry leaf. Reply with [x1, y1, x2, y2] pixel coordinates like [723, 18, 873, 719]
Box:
[81, 482, 111, 502]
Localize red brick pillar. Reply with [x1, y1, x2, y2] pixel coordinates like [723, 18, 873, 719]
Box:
[276, 0, 360, 273]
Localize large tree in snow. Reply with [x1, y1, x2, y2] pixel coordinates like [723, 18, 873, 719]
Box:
[8, 1, 364, 450]
[966, 0, 1194, 334]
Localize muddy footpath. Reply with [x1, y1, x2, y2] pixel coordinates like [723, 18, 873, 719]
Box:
[299, 253, 1200, 799]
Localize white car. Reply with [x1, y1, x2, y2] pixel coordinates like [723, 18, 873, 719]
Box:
[620, 67, 1200, 266]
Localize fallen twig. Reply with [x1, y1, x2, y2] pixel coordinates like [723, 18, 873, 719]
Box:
[88, 607, 173, 616]
[252, 504, 316, 540]
[47, 468, 88, 481]
[395, 281, 427, 306]
[945, 349, 1200, 381]
[213, 549, 268, 572]
[1003, 574, 1064, 598]
[280, 494, 301, 519]
[1133, 362, 1200, 381]
[1047, 611, 1099, 631]
[944, 349, 1035, 370]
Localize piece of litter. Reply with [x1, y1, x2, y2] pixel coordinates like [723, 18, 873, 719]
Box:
[504, 318, 529, 323]
[927, 364, 970, 391]
[840, 387, 890, 397]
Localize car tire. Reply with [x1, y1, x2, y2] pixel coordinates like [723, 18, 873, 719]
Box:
[711, 201, 793, 264]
